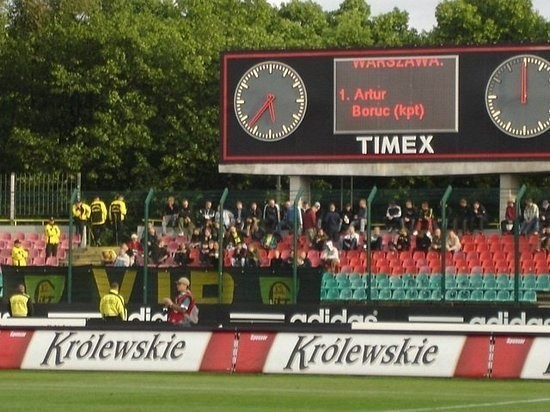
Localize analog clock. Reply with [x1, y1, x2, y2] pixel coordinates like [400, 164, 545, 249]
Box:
[234, 61, 307, 142]
[485, 54, 550, 138]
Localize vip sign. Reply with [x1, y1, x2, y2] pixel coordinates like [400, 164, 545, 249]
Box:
[21, 330, 212, 371]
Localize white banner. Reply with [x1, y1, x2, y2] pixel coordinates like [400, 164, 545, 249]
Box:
[263, 333, 466, 377]
[520, 337, 550, 380]
[21, 330, 212, 371]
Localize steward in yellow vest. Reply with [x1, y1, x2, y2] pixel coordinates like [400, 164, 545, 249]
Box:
[44, 217, 61, 258]
[11, 239, 28, 266]
[9, 284, 33, 317]
[99, 282, 127, 321]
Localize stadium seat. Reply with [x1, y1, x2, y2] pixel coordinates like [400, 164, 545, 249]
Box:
[415, 273, 430, 289]
[496, 290, 511, 301]
[323, 278, 337, 289]
[536, 275, 550, 291]
[470, 289, 484, 302]
[405, 289, 419, 300]
[339, 288, 353, 300]
[445, 290, 457, 300]
[337, 277, 351, 289]
[483, 290, 497, 301]
[429, 274, 442, 289]
[521, 290, 537, 303]
[389, 276, 403, 289]
[352, 288, 367, 300]
[469, 274, 483, 289]
[392, 288, 406, 300]
[522, 274, 537, 290]
[430, 289, 442, 301]
[375, 274, 390, 288]
[378, 288, 392, 300]
[457, 289, 471, 301]
[324, 288, 340, 301]
[418, 289, 431, 301]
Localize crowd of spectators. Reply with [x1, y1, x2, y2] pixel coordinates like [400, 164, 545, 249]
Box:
[103, 196, 550, 270]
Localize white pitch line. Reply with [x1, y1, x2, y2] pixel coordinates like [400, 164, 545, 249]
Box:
[380, 397, 550, 412]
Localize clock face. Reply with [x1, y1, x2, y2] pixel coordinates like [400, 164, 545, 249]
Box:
[234, 61, 307, 142]
[485, 54, 550, 139]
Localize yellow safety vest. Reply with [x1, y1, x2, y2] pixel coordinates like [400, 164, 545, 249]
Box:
[11, 246, 28, 266]
[45, 224, 61, 245]
[9, 293, 31, 317]
[99, 289, 127, 320]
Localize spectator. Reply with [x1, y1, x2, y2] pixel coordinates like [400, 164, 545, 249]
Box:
[520, 198, 540, 235]
[539, 226, 550, 252]
[198, 200, 215, 229]
[208, 241, 220, 266]
[415, 229, 432, 253]
[127, 233, 143, 262]
[246, 244, 260, 267]
[303, 201, 320, 244]
[233, 200, 246, 231]
[261, 230, 280, 250]
[446, 229, 462, 252]
[270, 250, 285, 268]
[245, 202, 262, 237]
[416, 201, 435, 234]
[323, 203, 342, 243]
[188, 228, 202, 249]
[263, 198, 280, 233]
[281, 200, 302, 234]
[72, 199, 91, 247]
[225, 225, 245, 250]
[8, 284, 33, 317]
[177, 199, 195, 238]
[163, 277, 196, 327]
[153, 240, 169, 265]
[501, 200, 516, 234]
[341, 225, 359, 251]
[540, 200, 550, 229]
[231, 242, 248, 267]
[389, 228, 410, 251]
[113, 243, 131, 267]
[215, 205, 235, 231]
[109, 195, 127, 244]
[340, 203, 354, 234]
[385, 201, 403, 232]
[298, 250, 312, 268]
[402, 200, 417, 233]
[320, 240, 340, 272]
[11, 239, 29, 266]
[143, 223, 159, 261]
[99, 282, 126, 321]
[312, 227, 328, 252]
[101, 248, 117, 265]
[353, 198, 367, 234]
[162, 196, 179, 235]
[44, 216, 61, 258]
[452, 198, 471, 235]
[174, 243, 193, 267]
[471, 201, 488, 233]
[369, 226, 382, 251]
[90, 196, 107, 246]
[430, 228, 443, 252]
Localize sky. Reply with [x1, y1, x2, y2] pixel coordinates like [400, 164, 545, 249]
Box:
[268, 0, 550, 32]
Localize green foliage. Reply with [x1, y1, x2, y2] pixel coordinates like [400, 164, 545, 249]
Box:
[0, 0, 547, 191]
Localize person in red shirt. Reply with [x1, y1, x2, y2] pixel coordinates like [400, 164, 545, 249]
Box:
[163, 277, 197, 326]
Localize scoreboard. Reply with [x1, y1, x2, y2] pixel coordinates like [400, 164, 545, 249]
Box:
[220, 45, 550, 168]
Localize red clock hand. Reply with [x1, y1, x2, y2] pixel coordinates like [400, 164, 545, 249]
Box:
[268, 97, 276, 122]
[521, 59, 527, 104]
[249, 94, 275, 127]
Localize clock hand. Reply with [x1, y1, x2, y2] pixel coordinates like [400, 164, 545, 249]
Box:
[521, 58, 527, 104]
[249, 94, 275, 127]
[268, 96, 276, 122]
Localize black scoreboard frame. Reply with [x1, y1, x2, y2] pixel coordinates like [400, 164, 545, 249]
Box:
[220, 45, 550, 164]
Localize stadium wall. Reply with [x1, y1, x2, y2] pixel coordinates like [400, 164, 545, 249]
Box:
[1, 325, 549, 379]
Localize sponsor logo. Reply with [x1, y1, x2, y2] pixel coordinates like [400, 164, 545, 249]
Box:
[41, 332, 186, 366]
[249, 334, 269, 341]
[10, 331, 27, 338]
[469, 311, 550, 325]
[128, 307, 167, 322]
[289, 308, 378, 324]
[505, 338, 526, 345]
[284, 335, 438, 371]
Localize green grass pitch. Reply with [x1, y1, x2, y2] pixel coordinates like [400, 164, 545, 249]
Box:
[0, 371, 549, 411]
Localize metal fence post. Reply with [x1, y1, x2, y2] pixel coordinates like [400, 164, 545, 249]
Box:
[440, 185, 453, 301]
[217, 188, 229, 304]
[292, 188, 303, 304]
[143, 189, 154, 305]
[514, 184, 527, 304]
[67, 188, 79, 304]
[366, 186, 378, 301]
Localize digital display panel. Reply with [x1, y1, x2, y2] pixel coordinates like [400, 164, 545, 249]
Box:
[333, 56, 458, 134]
[220, 46, 550, 164]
